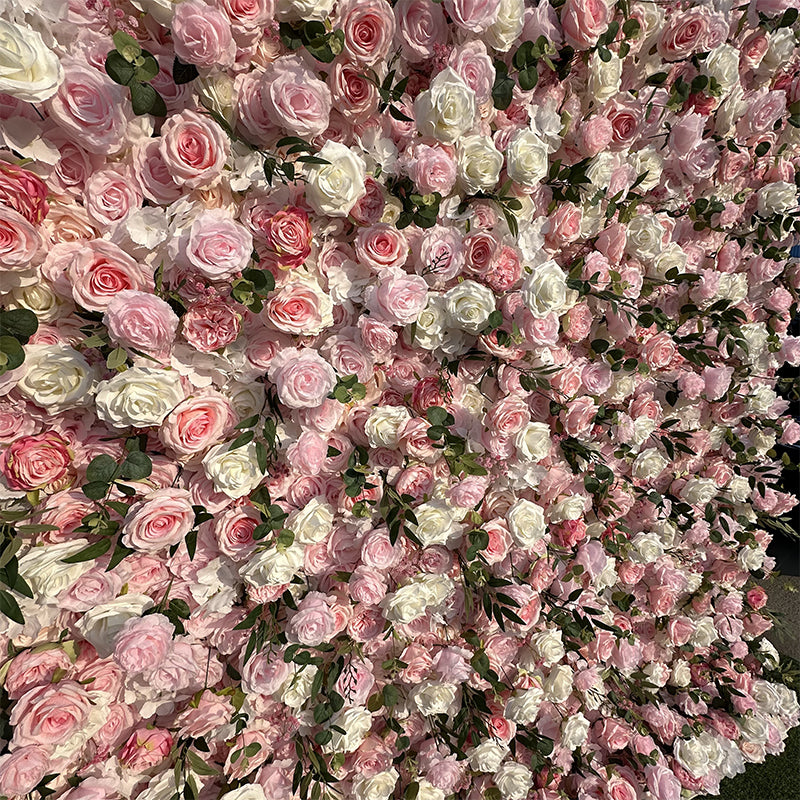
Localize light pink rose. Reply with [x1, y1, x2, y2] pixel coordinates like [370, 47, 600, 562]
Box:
[10, 681, 93, 750]
[59, 568, 122, 613]
[172, 0, 236, 69]
[366, 269, 428, 325]
[1, 432, 71, 492]
[321, 333, 374, 384]
[83, 167, 142, 229]
[260, 206, 312, 269]
[119, 729, 173, 771]
[219, 0, 274, 31]
[121, 488, 195, 552]
[160, 391, 236, 458]
[180, 209, 253, 281]
[269, 348, 337, 409]
[0, 162, 49, 225]
[645, 765, 681, 800]
[402, 142, 457, 196]
[0, 746, 50, 798]
[104, 290, 179, 360]
[134, 139, 182, 205]
[113, 614, 174, 675]
[449, 41, 496, 104]
[266, 281, 329, 335]
[658, 7, 712, 61]
[443, 0, 501, 33]
[562, 0, 611, 49]
[5, 649, 73, 701]
[259, 55, 332, 139]
[340, 0, 396, 65]
[159, 109, 230, 189]
[46, 61, 128, 155]
[330, 60, 380, 123]
[286, 592, 337, 646]
[0, 206, 42, 270]
[577, 116, 613, 157]
[356, 223, 409, 272]
[395, 0, 447, 62]
[182, 299, 242, 353]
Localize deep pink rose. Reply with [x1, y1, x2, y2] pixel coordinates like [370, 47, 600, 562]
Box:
[1, 432, 71, 492]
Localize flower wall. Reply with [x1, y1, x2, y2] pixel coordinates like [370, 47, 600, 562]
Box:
[0, 0, 799, 799]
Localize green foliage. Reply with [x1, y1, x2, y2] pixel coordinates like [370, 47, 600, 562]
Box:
[279, 20, 344, 63]
[105, 32, 166, 117]
[0, 308, 37, 376]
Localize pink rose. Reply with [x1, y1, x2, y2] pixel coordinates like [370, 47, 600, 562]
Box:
[182, 299, 242, 353]
[449, 41, 496, 104]
[1, 432, 71, 492]
[259, 55, 332, 139]
[266, 281, 330, 336]
[160, 391, 236, 458]
[10, 681, 93, 751]
[287, 592, 337, 646]
[562, 396, 597, 437]
[66, 240, 152, 312]
[104, 290, 179, 360]
[159, 110, 230, 189]
[260, 206, 312, 269]
[578, 116, 614, 157]
[402, 142, 457, 196]
[330, 60, 380, 124]
[642, 332, 677, 370]
[658, 7, 713, 61]
[219, 0, 274, 32]
[242, 649, 290, 695]
[413, 225, 465, 287]
[562, 0, 610, 49]
[269, 348, 336, 409]
[121, 488, 195, 552]
[350, 177, 386, 225]
[119, 728, 173, 771]
[443, 0, 500, 33]
[83, 167, 142, 229]
[366, 269, 428, 325]
[180, 209, 253, 281]
[134, 139, 182, 205]
[46, 61, 128, 155]
[172, 1, 236, 69]
[395, 0, 447, 62]
[214, 506, 260, 560]
[5, 649, 73, 701]
[0, 162, 49, 224]
[113, 614, 174, 675]
[59, 568, 123, 613]
[340, 0, 396, 65]
[356, 223, 409, 273]
[0, 746, 50, 798]
[349, 566, 388, 604]
[645, 765, 681, 800]
[0, 206, 42, 270]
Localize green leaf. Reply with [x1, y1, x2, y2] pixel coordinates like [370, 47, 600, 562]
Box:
[113, 30, 141, 60]
[120, 451, 152, 481]
[0, 590, 23, 624]
[172, 56, 199, 85]
[0, 309, 38, 341]
[491, 61, 515, 110]
[107, 539, 135, 570]
[0, 336, 24, 373]
[187, 750, 218, 777]
[517, 66, 538, 91]
[134, 52, 160, 84]
[105, 51, 136, 86]
[129, 81, 167, 117]
[228, 430, 255, 450]
[86, 454, 118, 484]
[62, 538, 112, 564]
[82, 481, 110, 501]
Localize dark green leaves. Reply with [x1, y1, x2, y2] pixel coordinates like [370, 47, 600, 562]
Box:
[232, 268, 276, 312]
[279, 21, 344, 63]
[491, 61, 515, 110]
[0, 590, 23, 624]
[329, 374, 367, 404]
[104, 32, 166, 117]
[172, 56, 199, 85]
[0, 308, 37, 376]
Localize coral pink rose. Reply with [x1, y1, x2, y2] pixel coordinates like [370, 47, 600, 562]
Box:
[159, 109, 230, 189]
[1, 432, 71, 492]
[160, 392, 236, 458]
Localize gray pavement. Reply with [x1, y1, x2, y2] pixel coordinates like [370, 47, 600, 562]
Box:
[766, 574, 800, 661]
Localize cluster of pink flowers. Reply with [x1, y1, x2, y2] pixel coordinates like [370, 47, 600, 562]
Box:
[0, 0, 799, 799]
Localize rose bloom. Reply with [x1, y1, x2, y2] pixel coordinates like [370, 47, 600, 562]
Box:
[82, 167, 142, 229]
[182, 299, 242, 353]
[329, 60, 380, 123]
[159, 109, 230, 189]
[1, 431, 71, 492]
[0, 162, 49, 224]
[261, 206, 312, 268]
[113, 614, 174, 675]
[356, 223, 409, 272]
[172, 0, 236, 69]
[10, 681, 94, 750]
[120, 488, 195, 552]
[119, 728, 173, 772]
[104, 290, 179, 360]
[340, 0, 396, 65]
[265, 280, 332, 336]
[160, 391, 236, 458]
[0, 205, 42, 270]
[0, 746, 50, 798]
[268, 348, 336, 409]
[444, 0, 501, 33]
[561, 0, 610, 49]
[214, 506, 260, 560]
[395, 0, 447, 62]
[180, 209, 253, 281]
[366, 270, 428, 325]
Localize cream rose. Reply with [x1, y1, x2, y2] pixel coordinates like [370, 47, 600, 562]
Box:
[494, 762, 533, 800]
[0, 20, 63, 102]
[506, 499, 546, 548]
[515, 422, 551, 461]
[95, 367, 184, 429]
[443, 279, 496, 334]
[242, 543, 304, 586]
[17, 344, 94, 412]
[506, 129, 549, 189]
[521, 261, 577, 319]
[202, 440, 264, 499]
[415, 67, 476, 145]
[365, 406, 412, 449]
[287, 497, 334, 545]
[457, 135, 503, 195]
[304, 141, 367, 218]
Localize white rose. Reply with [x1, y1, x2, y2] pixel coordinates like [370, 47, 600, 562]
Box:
[412, 500, 462, 548]
[748, 384, 777, 415]
[632, 448, 668, 480]
[305, 141, 367, 217]
[515, 422, 551, 461]
[728, 475, 751, 503]
[587, 150, 617, 189]
[96, 367, 183, 429]
[415, 67, 476, 145]
[220, 787, 267, 800]
[417, 573, 455, 607]
[589, 49, 622, 103]
[625, 214, 664, 261]
[561, 712, 590, 750]
[739, 715, 769, 745]
[548, 494, 585, 524]
[382, 583, 428, 624]
[758, 640, 780, 670]
[506, 129, 548, 189]
[279, 664, 317, 708]
[521, 260, 577, 319]
[411, 680, 459, 717]
[504, 684, 544, 724]
[631, 146, 664, 193]
[417, 780, 446, 800]
[530, 629, 564, 667]
[413, 294, 447, 350]
[485, 0, 524, 51]
[630, 532, 664, 564]
[9, 281, 63, 323]
[76, 594, 154, 657]
[650, 242, 686, 279]
[702, 43, 739, 94]
[643, 662, 670, 688]
[468, 740, 509, 772]
[681, 477, 717, 507]
[443, 279, 496, 334]
[757, 181, 797, 217]
[18, 540, 94, 600]
[494, 761, 533, 800]
[674, 737, 710, 778]
[738, 545, 765, 572]
[129, 0, 179, 25]
[670, 660, 691, 688]
[457, 135, 503, 195]
[242, 543, 304, 586]
[543, 664, 573, 703]
[506, 499, 546, 548]
[690, 617, 718, 648]
[352, 770, 399, 800]
[323, 706, 373, 753]
[203, 441, 264, 499]
[17, 344, 95, 412]
[0, 20, 63, 102]
[275, 0, 335, 22]
[288, 498, 334, 545]
[365, 406, 412, 449]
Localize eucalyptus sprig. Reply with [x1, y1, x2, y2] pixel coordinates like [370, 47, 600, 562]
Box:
[105, 31, 166, 117]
